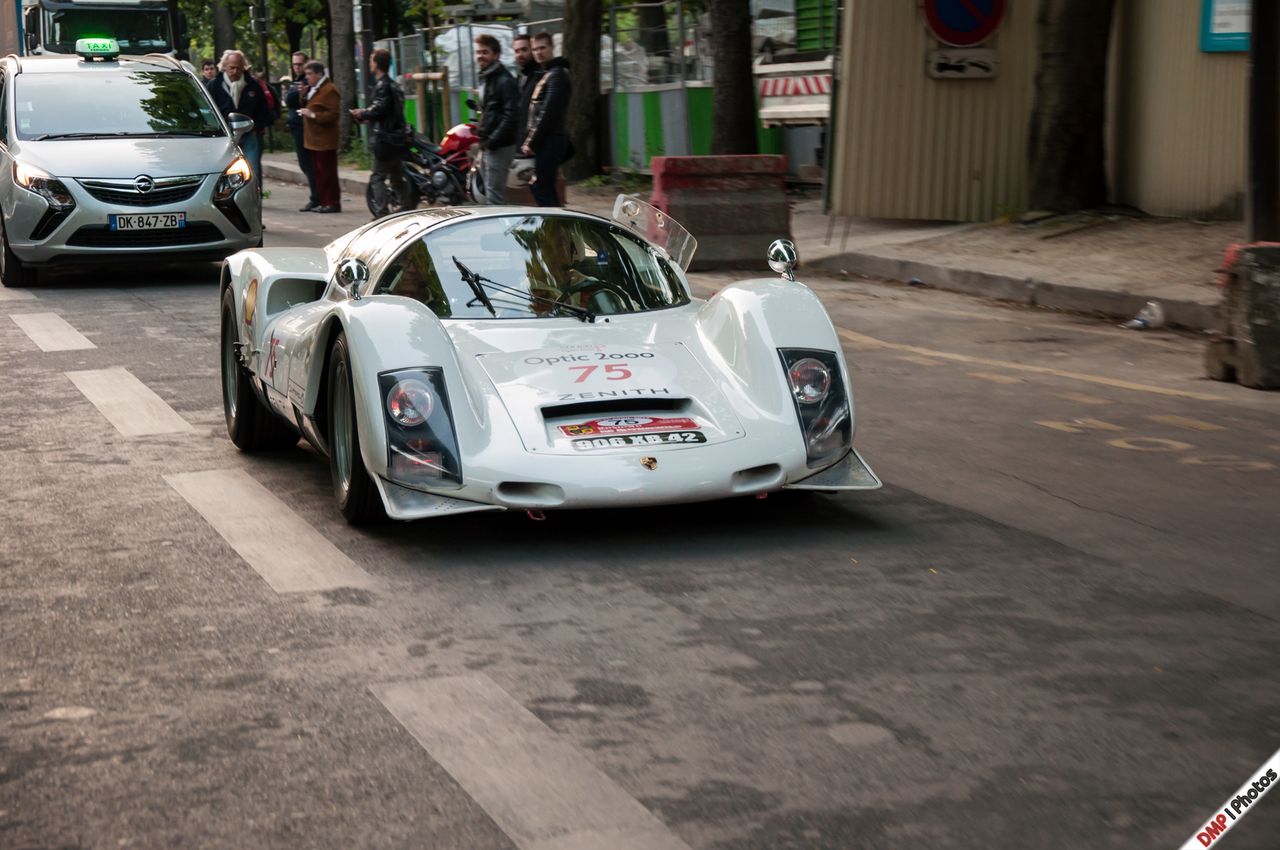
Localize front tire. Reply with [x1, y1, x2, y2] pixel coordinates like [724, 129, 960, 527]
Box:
[1, 220, 38, 287]
[327, 332, 386, 525]
[221, 287, 298, 451]
[365, 171, 421, 216]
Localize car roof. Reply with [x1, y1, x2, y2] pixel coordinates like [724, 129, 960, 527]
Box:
[7, 53, 188, 75]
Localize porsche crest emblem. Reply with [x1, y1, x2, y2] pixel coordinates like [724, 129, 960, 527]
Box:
[640, 456, 658, 470]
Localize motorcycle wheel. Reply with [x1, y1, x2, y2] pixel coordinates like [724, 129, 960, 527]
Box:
[365, 173, 422, 216]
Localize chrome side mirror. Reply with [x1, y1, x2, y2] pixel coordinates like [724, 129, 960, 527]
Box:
[228, 112, 254, 141]
[768, 239, 798, 281]
[337, 258, 369, 300]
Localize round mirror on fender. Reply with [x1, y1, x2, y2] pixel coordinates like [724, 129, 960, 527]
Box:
[227, 112, 254, 141]
[768, 239, 798, 281]
[337, 258, 370, 299]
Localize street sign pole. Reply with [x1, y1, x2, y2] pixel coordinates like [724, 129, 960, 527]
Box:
[1248, 0, 1279, 241]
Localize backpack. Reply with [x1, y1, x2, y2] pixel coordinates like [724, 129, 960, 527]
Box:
[257, 75, 280, 121]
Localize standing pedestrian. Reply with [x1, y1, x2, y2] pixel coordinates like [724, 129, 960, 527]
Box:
[200, 58, 217, 82]
[512, 33, 541, 136]
[473, 34, 518, 205]
[284, 51, 319, 211]
[297, 60, 342, 213]
[520, 32, 571, 207]
[205, 50, 272, 191]
[351, 48, 409, 218]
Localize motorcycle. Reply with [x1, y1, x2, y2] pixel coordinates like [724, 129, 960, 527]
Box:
[366, 120, 481, 215]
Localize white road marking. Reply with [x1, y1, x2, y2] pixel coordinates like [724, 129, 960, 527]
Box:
[65, 367, 193, 436]
[165, 469, 375, 594]
[371, 675, 692, 850]
[10, 312, 95, 351]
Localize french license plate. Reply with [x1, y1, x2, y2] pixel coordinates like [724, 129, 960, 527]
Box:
[572, 431, 706, 451]
[109, 212, 186, 230]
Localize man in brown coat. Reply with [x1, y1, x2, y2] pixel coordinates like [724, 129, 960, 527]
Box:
[297, 61, 342, 213]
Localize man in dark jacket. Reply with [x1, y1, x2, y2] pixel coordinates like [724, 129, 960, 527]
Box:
[512, 33, 541, 160]
[520, 32, 571, 207]
[205, 49, 272, 192]
[351, 48, 409, 219]
[473, 34, 519, 204]
[284, 51, 319, 211]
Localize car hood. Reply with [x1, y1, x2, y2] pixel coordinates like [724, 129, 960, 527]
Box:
[449, 312, 748, 454]
[14, 137, 237, 179]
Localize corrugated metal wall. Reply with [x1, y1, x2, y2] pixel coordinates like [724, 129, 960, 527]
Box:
[1112, 0, 1246, 218]
[830, 1, 1036, 221]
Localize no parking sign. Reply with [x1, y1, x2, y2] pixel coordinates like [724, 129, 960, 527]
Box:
[920, 0, 1006, 47]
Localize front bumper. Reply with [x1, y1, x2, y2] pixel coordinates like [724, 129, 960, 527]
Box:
[6, 173, 261, 266]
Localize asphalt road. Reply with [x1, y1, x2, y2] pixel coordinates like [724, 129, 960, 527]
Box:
[2, 180, 1279, 850]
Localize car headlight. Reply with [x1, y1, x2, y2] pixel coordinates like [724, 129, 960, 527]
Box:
[379, 368, 462, 488]
[13, 161, 75, 210]
[780, 348, 852, 468]
[213, 156, 252, 201]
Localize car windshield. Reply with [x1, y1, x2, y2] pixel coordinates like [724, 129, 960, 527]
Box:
[14, 70, 223, 139]
[42, 9, 172, 54]
[373, 215, 691, 320]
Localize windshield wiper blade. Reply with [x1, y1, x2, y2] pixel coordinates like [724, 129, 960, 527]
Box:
[33, 131, 131, 141]
[144, 130, 225, 137]
[453, 256, 497, 317]
[453, 256, 595, 322]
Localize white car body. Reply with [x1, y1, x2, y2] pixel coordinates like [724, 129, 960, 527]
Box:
[219, 200, 879, 522]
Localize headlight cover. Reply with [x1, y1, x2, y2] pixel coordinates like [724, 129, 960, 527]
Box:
[378, 367, 462, 488]
[214, 156, 252, 201]
[13, 161, 75, 210]
[779, 348, 852, 468]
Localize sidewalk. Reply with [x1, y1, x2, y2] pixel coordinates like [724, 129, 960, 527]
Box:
[262, 152, 1231, 332]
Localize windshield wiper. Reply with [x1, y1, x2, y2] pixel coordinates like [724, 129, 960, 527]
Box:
[451, 256, 595, 323]
[141, 130, 225, 137]
[32, 131, 132, 141]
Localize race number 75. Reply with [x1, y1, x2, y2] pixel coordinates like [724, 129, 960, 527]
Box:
[569, 364, 632, 383]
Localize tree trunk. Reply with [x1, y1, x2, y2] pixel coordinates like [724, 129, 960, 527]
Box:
[327, 0, 356, 149]
[212, 0, 235, 58]
[1027, 0, 1116, 212]
[708, 0, 757, 155]
[563, 0, 602, 180]
[285, 19, 304, 56]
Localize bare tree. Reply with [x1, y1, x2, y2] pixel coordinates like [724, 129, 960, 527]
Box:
[1027, 0, 1116, 211]
[563, 0, 602, 179]
[708, 0, 756, 155]
[327, 0, 356, 148]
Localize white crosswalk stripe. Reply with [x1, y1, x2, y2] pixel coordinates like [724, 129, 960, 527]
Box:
[65, 366, 193, 436]
[11, 312, 95, 351]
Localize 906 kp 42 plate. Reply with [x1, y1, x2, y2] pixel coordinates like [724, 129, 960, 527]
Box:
[572, 431, 706, 451]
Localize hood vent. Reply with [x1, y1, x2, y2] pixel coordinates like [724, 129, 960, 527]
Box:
[541, 398, 688, 420]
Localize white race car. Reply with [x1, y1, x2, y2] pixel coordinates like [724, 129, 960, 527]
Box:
[219, 196, 880, 524]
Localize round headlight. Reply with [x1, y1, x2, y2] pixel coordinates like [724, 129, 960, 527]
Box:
[789, 358, 831, 404]
[386, 378, 434, 426]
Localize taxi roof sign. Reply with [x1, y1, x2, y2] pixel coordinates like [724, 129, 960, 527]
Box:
[75, 38, 121, 61]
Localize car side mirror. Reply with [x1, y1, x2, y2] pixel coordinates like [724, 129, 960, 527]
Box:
[768, 239, 798, 281]
[228, 112, 254, 141]
[337, 258, 369, 300]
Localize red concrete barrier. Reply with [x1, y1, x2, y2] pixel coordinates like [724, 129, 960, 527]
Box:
[650, 155, 791, 271]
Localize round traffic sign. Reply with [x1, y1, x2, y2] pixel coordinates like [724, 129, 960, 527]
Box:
[920, 0, 1006, 48]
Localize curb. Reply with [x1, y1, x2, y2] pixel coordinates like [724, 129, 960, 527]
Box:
[810, 252, 1217, 333]
[262, 155, 369, 197]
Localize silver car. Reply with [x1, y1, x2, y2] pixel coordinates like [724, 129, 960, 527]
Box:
[0, 42, 262, 287]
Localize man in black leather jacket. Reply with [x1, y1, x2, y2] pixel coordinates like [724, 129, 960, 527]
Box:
[474, 34, 519, 204]
[351, 48, 410, 218]
[520, 32, 572, 206]
[512, 33, 541, 149]
[284, 52, 319, 211]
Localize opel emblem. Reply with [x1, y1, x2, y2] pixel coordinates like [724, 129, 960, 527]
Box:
[134, 175, 155, 193]
[641, 457, 657, 470]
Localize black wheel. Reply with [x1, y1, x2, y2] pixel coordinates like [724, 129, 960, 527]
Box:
[221, 287, 298, 451]
[365, 173, 421, 216]
[1, 220, 38, 287]
[327, 332, 386, 525]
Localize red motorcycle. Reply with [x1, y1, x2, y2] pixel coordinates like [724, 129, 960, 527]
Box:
[366, 120, 483, 214]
